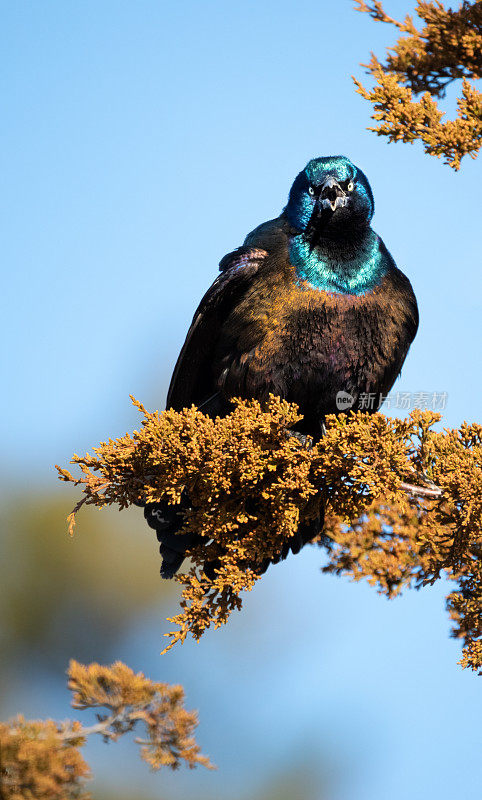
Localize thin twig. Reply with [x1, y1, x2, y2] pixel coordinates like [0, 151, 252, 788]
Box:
[59, 709, 129, 742]
[400, 481, 443, 498]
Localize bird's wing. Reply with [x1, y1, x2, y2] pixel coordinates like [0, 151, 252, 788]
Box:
[166, 246, 268, 411]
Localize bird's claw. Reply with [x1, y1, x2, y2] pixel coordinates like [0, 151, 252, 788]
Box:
[285, 430, 313, 449]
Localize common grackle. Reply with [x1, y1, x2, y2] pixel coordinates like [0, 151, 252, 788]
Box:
[143, 156, 418, 578]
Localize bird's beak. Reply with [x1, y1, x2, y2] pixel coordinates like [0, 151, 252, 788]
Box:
[305, 175, 349, 248]
[320, 176, 347, 213]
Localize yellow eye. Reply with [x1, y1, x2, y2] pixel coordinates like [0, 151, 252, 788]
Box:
[308, 186, 315, 196]
[347, 181, 354, 192]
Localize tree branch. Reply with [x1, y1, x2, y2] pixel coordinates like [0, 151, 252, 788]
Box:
[400, 481, 442, 498]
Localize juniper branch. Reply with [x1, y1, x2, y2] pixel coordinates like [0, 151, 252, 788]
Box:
[57, 397, 482, 673]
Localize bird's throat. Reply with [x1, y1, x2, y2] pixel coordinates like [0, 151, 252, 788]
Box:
[289, 229, 385, 296]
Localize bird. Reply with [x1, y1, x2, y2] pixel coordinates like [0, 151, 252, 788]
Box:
[142, 155, 419, 578]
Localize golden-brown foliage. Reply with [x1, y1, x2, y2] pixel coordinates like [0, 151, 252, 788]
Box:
[354, 1, 482, 168]
[0, 661, 211, 799]
[0, 717, 89, 800]
[57, 397, 482, 672]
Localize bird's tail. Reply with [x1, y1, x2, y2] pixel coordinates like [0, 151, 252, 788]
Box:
[141, 500, 324, 580]
[142, 501, 202, 578]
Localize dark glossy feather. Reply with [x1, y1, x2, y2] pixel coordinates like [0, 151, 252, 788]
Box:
[167, 247, 267, 414]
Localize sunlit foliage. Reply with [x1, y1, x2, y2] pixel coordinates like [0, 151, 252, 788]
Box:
[354, 1, 482, 168]
[0, 660, 211, 799]
[58, 397, 482, 671]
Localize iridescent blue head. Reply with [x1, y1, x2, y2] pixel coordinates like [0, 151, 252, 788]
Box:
[285, 155, 374, 241]
[285, 156, 386, 295]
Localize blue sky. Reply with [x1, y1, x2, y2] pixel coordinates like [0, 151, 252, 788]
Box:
[2, 1, 481, 798]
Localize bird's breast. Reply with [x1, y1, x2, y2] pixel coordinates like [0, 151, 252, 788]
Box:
[216, 269, 413, 419]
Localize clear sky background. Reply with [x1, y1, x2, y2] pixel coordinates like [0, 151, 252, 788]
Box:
[2, 2, 481, 799]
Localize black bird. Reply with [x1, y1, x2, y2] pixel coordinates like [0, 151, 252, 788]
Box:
[143, 156, 418, 578]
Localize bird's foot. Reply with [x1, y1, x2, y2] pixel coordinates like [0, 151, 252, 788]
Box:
[419, 470, 439, 490]
[285, 430, 313, 449]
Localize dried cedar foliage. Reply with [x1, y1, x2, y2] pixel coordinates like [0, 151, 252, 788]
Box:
[57, 396, 482, 672]
[0, 660, 211, 799]
[354, 1, 482, 169]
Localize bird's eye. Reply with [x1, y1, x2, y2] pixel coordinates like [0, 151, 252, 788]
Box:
[347, 181, 354, 192]
[308, 186, 315, 196]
